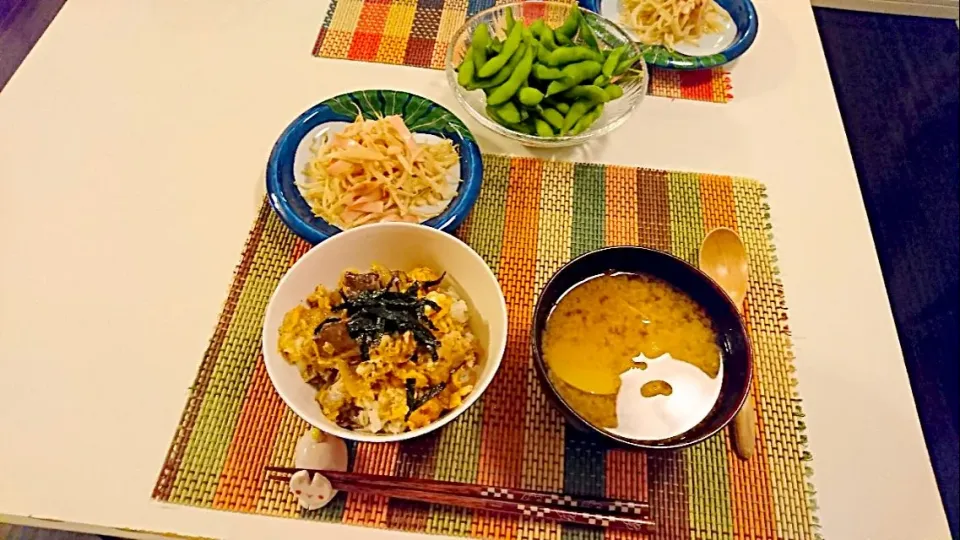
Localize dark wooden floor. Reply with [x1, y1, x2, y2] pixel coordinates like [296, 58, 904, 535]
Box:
[1, 2, 958, 538]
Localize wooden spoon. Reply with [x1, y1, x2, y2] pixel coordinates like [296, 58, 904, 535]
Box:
[699, 227, 755, 460]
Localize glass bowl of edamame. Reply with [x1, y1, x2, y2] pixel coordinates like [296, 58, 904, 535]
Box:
[446, 1, 647, 148]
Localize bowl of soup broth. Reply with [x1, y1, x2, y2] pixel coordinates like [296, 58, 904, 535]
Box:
[531, 246, 752, 449]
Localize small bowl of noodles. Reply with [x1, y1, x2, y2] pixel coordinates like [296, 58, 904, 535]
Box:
[267, 90, 483, 244]
[581, 0, 758, 69]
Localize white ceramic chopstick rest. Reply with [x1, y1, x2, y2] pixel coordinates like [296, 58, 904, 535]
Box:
[289, 470, 334, 510]
[289, 428, 349, 510]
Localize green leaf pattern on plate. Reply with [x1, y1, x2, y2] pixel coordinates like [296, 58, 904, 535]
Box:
[697, 53, 728, 67]
[636, 43, 728, 69]
[325, 93, 361, 118]
[583, 12, 628, 48]
[382, 90, 403, 116]
[320, 90, 472, 140]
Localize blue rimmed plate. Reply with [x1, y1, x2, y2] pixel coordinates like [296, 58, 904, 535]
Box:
[579, 0, 757, 70]
[266, 90, 483, 244]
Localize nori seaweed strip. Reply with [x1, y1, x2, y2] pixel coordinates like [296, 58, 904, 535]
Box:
[418, 313, 439, 332]
[331, 273, 446, 362]
[405, 378, 417, 415]
[387, 273, 402, 291]
[406, 382, 447, 419]
[413, 383, 446, 412]
[419, 272, 447, 290]
[313, 317, 342, 336]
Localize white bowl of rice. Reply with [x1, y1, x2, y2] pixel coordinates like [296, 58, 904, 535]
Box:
[262, 223, 508, 442]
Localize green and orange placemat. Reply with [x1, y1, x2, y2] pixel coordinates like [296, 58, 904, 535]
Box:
[311, 0, 734, 104]
[153, 155, 818, 539]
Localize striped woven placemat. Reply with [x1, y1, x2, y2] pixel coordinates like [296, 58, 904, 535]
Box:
[153, 155, 818, 539]
[311, 0, 733, 104]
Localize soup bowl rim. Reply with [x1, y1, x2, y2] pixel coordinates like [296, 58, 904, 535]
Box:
[530, 245, 753, 450]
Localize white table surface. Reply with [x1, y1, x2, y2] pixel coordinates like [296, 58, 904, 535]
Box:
[0, 0, 950, 538]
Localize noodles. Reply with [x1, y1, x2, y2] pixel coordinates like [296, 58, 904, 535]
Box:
[620, 0, 729, 50]
[298, 115, 460, 229]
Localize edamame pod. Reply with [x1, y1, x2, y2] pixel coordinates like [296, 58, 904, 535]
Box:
[556, 8, 579, 40]
[478, 23, 522, 78]
[471, 24, 491, 70]
[521, 25, 533, 42]
[539, 26, 557, 51]
[487, 42, 535, 105]
[529, 19, 547, 39]
[495, 101, 523, 124]
[559, 60, 603, 84]
[545, 46, 603, 67]
[593, 74, 609, 87]
[473, 48, 487, 71]
[512, 120, 535, 135]
[561, 100, 591, 134]
[457, 56, 476, 87]
[532, 64, 564, 80]
[522, 31, 540, 66]
[602, 45, 625, 77]
[534, 118, 554, 137]
[562, 84, 609, 104]
[613, 52, 642, 76]
[486, 105, 506, 125]
[525, 31, 539, 50]
[518, 87, 544, 106]
[570, 104, 604, 135]
[505, 7, 516, 33]
[539, 107, 565, 130]
[537, 44, 552, 64]
[470, 42, 526, 89]
[554, 102, 570, 114]
[603, 83, 623, 100]
[545, 78, 576, 96]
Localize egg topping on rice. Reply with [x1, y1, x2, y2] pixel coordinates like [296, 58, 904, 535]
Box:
[278, 265, 481, 434]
